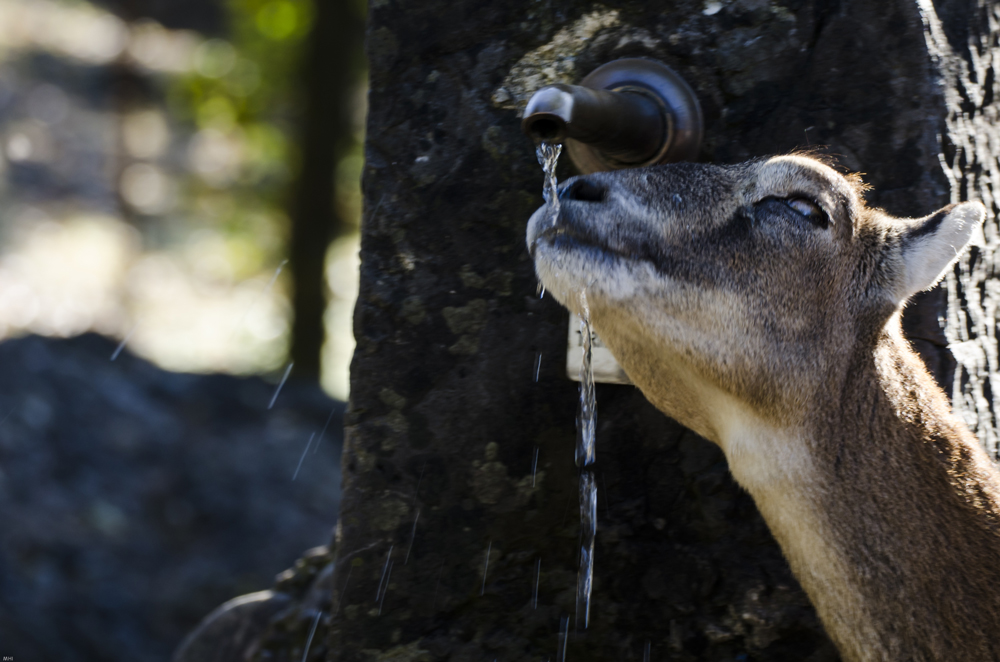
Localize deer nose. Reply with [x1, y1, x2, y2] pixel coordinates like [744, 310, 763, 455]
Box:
[559, 177, 608, 203]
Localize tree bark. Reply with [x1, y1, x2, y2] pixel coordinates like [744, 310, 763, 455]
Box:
[921, 0, 1000, 458]
[240, 1, 1000, 660]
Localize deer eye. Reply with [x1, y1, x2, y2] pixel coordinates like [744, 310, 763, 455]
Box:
[786, 197, 824, 220]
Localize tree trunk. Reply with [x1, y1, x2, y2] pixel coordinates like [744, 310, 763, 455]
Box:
[212, 1, 1000, 660]
[924, 0, 1000, 458]
[287, 0, 366, 381]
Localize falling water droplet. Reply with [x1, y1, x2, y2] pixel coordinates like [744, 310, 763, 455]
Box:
[576, 470, 597, 629]
[481, 540, 492, 596]
[111, 322, 139, 361]
[301, 610, 322, 662]
[334, 565, 352, 617]
[537, 281, 546, 299]
[404, 509, 420, 564]
[643, 640, 651, 662]
[376, 545, 393, 601]
[531, 446, 540, 487]
[378, 561, 393, 615]
[233, 259, 289, 340]
[414, 461, 427, 500]
[292, 432, 316, 481]
[558, 615, 570, 662]
[534, 352, 543, 382]
[533, 557, 541, 609]
[312, 405, 339, 454]
[268, 362, 294, 409]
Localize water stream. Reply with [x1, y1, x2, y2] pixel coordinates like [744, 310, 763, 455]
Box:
[532, 142, 597, 644]
[575, 291, 598, 629]
[576, 469, 597, 628]
[536, 141, 599, 637]
[537, 142, 562, 229]
[576, 291, 597, 467]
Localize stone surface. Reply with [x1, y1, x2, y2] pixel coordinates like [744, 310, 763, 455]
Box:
[173, 590, 294, 662]
[246, 1, 998, 661]
[0, 333, 343, 662]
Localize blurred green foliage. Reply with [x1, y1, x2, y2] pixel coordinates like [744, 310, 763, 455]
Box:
[168, 0, 314, 281]
[167, 0, 367, 276]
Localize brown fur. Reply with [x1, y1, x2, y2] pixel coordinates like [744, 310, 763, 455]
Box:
[527, 155, 999, 661]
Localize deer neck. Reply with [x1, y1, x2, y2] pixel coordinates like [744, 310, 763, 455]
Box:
[712, 326, 1000, 662]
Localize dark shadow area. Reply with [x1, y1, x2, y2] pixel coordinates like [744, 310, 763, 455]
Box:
[0, 334, 343, 661]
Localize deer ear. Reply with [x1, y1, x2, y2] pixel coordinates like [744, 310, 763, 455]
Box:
[895, 201, 985, 301]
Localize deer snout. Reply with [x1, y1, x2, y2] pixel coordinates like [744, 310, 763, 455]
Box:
[559, 176, 609, 203]
[526, 174, 612, 256]
[527, 174, 616, 257]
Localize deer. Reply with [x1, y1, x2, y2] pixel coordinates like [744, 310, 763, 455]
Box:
[527, 154, 1000, 661]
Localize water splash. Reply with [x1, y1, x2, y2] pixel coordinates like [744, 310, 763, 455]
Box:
[537, 142, 562, 229]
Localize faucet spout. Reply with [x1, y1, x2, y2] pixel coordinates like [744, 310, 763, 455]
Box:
[520, 58, 702, 174]
[522, 84, 667, 166]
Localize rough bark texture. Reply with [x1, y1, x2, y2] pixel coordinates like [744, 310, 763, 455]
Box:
[237, 1, 998, 661]
[922, 0, 1000, 457]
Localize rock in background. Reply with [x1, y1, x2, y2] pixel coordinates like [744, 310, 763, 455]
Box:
[0, 333, 343, 662]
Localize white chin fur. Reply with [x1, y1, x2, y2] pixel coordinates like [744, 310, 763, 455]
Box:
[531, 241, 589, 315]
[525, 205, 550, 254]
[532, 238, 658, 316]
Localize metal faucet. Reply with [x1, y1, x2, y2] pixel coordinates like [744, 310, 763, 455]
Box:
[521, 58, 703, 173]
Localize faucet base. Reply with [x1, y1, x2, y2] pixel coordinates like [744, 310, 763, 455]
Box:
[564, 58, 702, 174]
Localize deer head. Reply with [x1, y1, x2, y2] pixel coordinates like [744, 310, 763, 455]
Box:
[528, 155, 983, 443]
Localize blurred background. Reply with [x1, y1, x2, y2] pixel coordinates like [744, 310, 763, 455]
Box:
[0, 0, 368, 659]
[0, 0, 366, 399]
